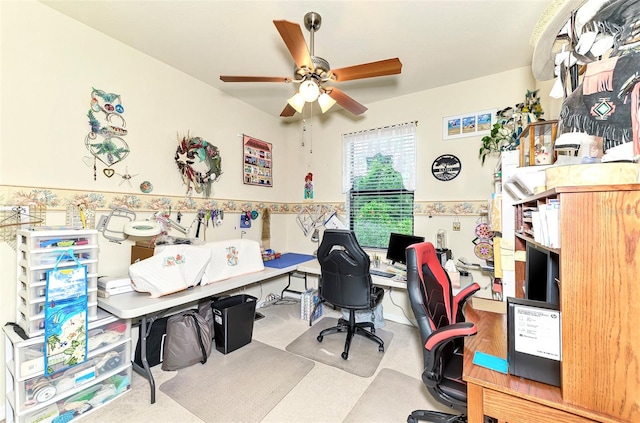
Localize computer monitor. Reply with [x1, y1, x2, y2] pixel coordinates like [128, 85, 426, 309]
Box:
[385, 232, 425, 265]
[525, 243, 559, 305]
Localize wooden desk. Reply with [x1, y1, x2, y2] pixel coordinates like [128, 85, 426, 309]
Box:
[297, 260, 409, 289]
[463, 306, 621, 423]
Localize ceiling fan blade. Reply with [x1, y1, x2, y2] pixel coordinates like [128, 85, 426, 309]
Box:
[330, 58, 402, 82]
[280, 103, 297, 117]
[273, 20, 313, 70]
[220, 76, 292, 83]
[327, 87, 368, 116]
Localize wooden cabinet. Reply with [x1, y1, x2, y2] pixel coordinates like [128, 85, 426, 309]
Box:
[513, 184, 640, 421]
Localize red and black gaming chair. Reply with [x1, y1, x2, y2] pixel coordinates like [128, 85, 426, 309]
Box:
[405, 242, 480, 423]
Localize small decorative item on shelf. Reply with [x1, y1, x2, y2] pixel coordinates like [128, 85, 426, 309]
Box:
[521, 89, 544, 120]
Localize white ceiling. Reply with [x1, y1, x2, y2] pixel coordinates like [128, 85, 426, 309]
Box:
[41, 0, 551, 120]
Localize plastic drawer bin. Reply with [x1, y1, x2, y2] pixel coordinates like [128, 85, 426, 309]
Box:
[212, 295, 257, 354]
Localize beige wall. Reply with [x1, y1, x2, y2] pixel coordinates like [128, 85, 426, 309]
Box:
[0, 1, 548, 414]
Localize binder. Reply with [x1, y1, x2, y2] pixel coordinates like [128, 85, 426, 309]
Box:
[507, 297, 561, 387]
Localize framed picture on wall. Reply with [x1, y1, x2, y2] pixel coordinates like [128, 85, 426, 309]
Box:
[443, 109, 496, 140]
[243, 134, 272, 187]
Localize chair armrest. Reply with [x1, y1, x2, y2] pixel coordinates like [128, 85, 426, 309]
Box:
[452, 282, 480, 323]
[423, 322, 477, 387]
[424, 322, 477, 352]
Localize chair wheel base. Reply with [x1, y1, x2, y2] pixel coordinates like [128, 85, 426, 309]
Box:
[378, 345, 384, 352]
[407, 410, 466, 423]
[341, 352, 348, 360]
[317, 335, 323, 342]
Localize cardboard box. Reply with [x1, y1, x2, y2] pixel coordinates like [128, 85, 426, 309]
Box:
[135, 239, 156, 248]
[131, 245, 154, 264]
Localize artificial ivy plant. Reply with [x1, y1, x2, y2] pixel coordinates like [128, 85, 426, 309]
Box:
[478, 123, 516, 164]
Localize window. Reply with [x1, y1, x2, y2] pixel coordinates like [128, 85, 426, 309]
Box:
[342, 122, 417, 248]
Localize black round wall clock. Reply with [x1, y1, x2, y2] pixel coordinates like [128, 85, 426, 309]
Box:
[431, 154, 461, 181]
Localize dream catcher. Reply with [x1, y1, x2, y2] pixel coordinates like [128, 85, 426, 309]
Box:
[175, 134, 223, 198]
[472, 216, 494, 261]
[85, 88, 130, 180]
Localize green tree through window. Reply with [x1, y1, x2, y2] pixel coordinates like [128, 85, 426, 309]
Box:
[350, 153, 414, 248]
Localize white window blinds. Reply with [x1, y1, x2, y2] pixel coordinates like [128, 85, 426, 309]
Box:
[342, 122, 417, 248]
[342, 122, 417, 193]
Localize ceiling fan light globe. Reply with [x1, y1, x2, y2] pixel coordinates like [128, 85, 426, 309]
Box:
[318, 92, 337, 113]
[287, 93, 305, 113]
[300, 80, 320, 102]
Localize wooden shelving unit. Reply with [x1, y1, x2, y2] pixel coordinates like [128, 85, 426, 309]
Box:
[513, 183, 640, 421]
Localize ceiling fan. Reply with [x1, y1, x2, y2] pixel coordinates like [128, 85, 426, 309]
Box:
[220, 12, 402, 117]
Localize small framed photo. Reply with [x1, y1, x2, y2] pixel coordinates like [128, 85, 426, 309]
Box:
[443, 109, 496, 140]
[243, 134, 272, 187]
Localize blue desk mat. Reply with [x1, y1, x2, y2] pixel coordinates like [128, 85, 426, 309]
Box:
[263, 253, 316, 269]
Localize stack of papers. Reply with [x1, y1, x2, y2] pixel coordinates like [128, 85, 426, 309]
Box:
[97, 276, 133, 297]
[531, 200, 560, 248]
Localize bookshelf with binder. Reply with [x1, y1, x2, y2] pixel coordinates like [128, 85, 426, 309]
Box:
[514, 198, 560, 249]
[513, 184, 640, 420]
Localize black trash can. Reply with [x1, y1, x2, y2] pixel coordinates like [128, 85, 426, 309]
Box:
[212, 294, 257, 354]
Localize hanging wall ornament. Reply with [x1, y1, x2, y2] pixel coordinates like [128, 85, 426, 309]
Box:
[116, 166, 138, 187]
[431, 154, 461, 181]
[175, 133, 223, 198]
[304, 172, 314, 199]
[472, 215, 494, 261]
[85, 88, 130, 180]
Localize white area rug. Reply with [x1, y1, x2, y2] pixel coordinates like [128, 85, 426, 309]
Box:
[285, 317, 393, 378]
[159, 340, 314, 422]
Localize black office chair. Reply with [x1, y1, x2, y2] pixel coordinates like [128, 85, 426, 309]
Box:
[405, 241, 480, 423]
[315, 229, 385, 360]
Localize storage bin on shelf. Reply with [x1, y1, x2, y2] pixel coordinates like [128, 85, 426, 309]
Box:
[15, 229, 99, 337]
[3, 311, 131, 423]
[17, 301, 99, 339]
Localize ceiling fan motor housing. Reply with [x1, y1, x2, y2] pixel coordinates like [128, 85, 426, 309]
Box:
[294, 56, 331, 81]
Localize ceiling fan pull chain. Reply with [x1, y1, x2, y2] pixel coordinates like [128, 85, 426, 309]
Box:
[310, 105, 313, 154]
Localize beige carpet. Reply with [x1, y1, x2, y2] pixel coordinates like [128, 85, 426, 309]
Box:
[159, 340, 314, 423]
[343, 368, 454, 422]
[285, 317, 393, 378]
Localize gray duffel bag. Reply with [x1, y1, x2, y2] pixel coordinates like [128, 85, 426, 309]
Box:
[161, 309, 212, 371]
